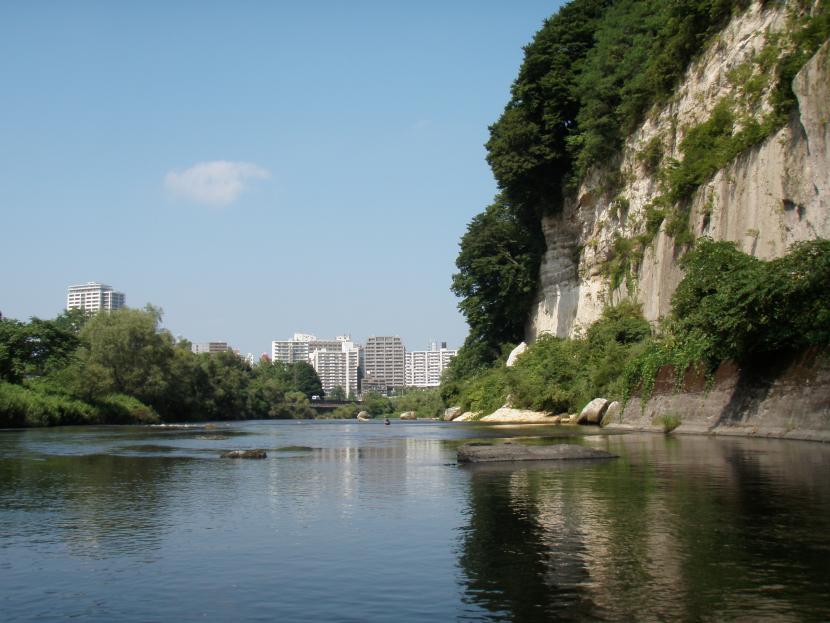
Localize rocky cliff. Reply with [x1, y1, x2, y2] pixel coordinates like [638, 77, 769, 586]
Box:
[528, 2, 830, 340]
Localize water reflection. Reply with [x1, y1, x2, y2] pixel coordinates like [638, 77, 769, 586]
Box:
[0, 453, 180, 560]
[458, 435, 830, 622]
[2, 424, 829, 622]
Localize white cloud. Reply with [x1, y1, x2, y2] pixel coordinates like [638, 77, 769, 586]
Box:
[165, 160, 270, 206]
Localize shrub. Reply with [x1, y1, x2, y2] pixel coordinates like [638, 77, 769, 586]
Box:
[624, 238, 830, 400]
[95, 394, 160, 425]
[0, 381, 98, 428]
[654, 413, 681, 432]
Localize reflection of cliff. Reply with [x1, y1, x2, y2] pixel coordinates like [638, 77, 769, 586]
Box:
[457, 436, 830, 621]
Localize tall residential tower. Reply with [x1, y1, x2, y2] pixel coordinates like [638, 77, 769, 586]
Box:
[66, 282, 126, 313]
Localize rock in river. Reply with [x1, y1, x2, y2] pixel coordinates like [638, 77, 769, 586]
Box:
[577, 398, 610, 425]
[220, 449, 267, 459]
[457, 442, 616, 464]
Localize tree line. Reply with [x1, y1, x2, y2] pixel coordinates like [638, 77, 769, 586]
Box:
[0, 306, 324, 427]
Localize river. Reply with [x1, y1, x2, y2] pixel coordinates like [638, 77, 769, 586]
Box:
[1, 420, 829, 622]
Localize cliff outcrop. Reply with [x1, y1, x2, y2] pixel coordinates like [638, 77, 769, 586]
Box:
[609, 349, 830, 442]
[528, 2, 830, 340]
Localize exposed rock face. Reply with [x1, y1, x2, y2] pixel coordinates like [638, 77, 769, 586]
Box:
[453, 411, 480, 422]
[577, 398, 610, 425]
[457, 442, 617, 463]
[443, 406, 463, 421]
[528, 4, 830, 340]
[356, 411, 370, 420]
[220, 449, 267, 459]
[506, 342, 528, 367]
[611, 349, 830, 442]
[399, 411, 417, 420]
[603, 401, 622, 426]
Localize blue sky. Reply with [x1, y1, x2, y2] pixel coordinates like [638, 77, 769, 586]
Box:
[1, 1, 564, 355]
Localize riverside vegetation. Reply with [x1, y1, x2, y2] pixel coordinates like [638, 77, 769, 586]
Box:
[445, 0, 830, 419]
[0, 306, 326, 427]
[0, 305, 449, 427]
[443, 239, 830, 419]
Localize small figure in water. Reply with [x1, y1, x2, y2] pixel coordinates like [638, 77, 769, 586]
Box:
[384, 418, 390, 425]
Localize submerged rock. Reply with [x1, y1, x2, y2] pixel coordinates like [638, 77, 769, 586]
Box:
[220, 449, 267, 459]
[457, 442, 616, 464]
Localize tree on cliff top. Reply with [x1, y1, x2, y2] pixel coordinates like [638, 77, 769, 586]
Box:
[451, 195, 544, 365]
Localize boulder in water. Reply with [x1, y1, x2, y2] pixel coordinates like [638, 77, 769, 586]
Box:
[577, 398, 610, 425]
[220, 449, 267, 459]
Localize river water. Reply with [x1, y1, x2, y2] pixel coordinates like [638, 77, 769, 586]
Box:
[1, 420, 829, 622]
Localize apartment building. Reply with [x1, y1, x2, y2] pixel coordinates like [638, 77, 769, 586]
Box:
[271, 333, 348, 364]
[191, 342, 232, 355]
[405, 342, 457, 387]
[309, 340, 359, 397]
[66, 282, 126, 313]
[363, 336, 406, 390]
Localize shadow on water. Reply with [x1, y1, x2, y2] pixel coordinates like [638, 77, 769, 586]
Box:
[456, 434, 830, 622]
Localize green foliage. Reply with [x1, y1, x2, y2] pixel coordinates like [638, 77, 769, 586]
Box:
[637, 136, 663, 173]
[391, 388, 445, 419]
[0, 313, 82, 383]
[328, 385, 346, 401]
[74, 306, 174, 407]
[93, 394, 160, 425]
[361, 392, 393, 417]
[770, 2, 830, 122]
[0, 307, 329, 427]
[624, 238, 830, 400]
[326, 403, 360, 419]
[486, 0, 610, 216]
[451, 196, 545, 369]
[460, 0, 770, 360]
[0, 381, 98, 427]
[654, 413, 682, 432]
[449, 301, 651, 415]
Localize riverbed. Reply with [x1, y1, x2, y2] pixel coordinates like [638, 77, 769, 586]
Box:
[1, 420, 829, 622]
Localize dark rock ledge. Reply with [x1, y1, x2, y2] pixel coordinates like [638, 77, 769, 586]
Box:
[457, 442, 616, 464]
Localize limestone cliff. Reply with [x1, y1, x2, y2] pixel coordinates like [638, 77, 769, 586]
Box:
[528, 2, 830, 340]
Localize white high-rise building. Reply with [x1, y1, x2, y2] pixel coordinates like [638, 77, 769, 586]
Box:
[405, 342, 457, 387]
[309, 340, 359, 397]
[66, 282, 126, 313]
[271, 333, 346, 364]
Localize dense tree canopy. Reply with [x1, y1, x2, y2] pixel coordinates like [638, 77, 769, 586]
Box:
[0, 307, 325, 427]
[451, 195, 545, 359]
